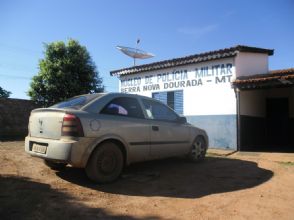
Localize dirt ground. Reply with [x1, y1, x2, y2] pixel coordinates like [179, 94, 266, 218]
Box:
[0, 141, 294, 220]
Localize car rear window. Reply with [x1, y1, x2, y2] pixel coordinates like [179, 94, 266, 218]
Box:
[50, 94, 103, 109]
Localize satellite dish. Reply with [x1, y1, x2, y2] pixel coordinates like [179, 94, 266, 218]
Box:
[116, 40, 155, 66]
[116, 46, 155, 59]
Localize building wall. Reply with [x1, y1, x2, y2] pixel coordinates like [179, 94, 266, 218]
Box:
[235, 52, 269, 78]
[0, 98, 39, 140]
[240, 90, 266, 148]
[240, 88, 294, 117]
[240, 90, 266, 117]
[223, 52, 270, 149]
[119, 57, 237, 149]
[187, 115, 236, 148]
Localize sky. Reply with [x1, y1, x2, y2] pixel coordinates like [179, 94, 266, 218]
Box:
[0, 0, 293, 99]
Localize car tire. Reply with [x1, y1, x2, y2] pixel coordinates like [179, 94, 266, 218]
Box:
[85, 142, 124, 183]
[188, 136, 207, 162]
[44, 160, 67, 170]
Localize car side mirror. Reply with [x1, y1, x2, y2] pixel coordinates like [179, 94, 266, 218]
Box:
[177, 116, 187, 124]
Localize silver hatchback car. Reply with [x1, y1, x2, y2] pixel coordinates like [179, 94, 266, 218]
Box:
[25, 93, 208, 183]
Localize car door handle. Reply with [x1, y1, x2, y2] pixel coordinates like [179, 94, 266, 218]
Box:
[152, 126, 159, 131]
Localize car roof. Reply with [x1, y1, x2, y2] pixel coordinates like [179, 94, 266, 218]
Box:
[80, 92, 162, 110]
[99, 92, 162, 102]
[79, 92, 153, 101]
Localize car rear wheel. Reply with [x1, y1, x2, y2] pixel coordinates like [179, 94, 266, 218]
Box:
[85, 142, 124, 183]
[44, 160, 67, 170]
[188, 136, 207, 162]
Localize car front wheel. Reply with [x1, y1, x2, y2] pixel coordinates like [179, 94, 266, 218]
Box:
[188, 136, 207, 162]
[85, 142, 124, 183]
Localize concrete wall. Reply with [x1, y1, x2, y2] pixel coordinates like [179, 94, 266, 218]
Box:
[240, 90, 266, 117]
[187, 115, 236, 149]
[0, 98, 39, 139]
[235, 52, 269, 78]
[240, 88, 294, 117]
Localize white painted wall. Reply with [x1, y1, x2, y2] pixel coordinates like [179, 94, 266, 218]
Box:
[240, 90, 266, 117]
[119, 57, 237, 116]
[240, 88, 294, 118]
[184, 81, 236, 115]
[235, 52, 269, 78]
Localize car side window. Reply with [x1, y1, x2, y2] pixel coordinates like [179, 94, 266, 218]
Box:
[100, 97, 144, 119]
[142, 99, 179, 122]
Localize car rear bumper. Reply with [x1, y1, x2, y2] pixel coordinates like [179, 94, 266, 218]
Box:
[25, 136, 96, 167]
[25, 136, 75, 162]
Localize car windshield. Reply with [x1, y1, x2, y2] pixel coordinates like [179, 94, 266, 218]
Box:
[50, 94, 103, 109]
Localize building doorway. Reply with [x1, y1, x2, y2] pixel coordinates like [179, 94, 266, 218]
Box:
[266, 98, 291, 150]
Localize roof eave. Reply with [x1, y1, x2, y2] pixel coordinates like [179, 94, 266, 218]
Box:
[232, 68, 294, 90]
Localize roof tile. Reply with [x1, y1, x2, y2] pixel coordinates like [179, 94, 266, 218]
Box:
[232, 68, 294, 89]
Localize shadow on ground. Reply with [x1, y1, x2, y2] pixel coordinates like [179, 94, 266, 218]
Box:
[0, 175, 158, 220]
[57, 157, 273, 199]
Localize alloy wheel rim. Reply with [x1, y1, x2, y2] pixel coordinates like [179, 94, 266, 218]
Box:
[192, 139, 205, 159]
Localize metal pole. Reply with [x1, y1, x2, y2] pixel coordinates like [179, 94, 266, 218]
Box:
[134, 38, 140, 66]
[235, 88, 241, 151]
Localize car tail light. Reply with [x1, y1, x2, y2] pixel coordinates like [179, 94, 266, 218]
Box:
[62, 114, 84, 137]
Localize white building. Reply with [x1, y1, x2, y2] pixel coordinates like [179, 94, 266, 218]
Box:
[111, 45, 294, 151]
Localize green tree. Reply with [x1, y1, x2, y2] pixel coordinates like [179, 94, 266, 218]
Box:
[28, 39, 104, 106]
[0, 86, 11, 98]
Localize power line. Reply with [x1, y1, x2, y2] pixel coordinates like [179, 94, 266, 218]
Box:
[0, 63, 37, 72]
[0, 74, 32, 80]
[0, 43, 42, 56]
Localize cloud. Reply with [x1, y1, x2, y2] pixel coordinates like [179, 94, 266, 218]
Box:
[177, 24, 218, 38]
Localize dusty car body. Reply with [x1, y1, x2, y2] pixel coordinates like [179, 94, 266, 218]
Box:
[25, 93, 208, 183]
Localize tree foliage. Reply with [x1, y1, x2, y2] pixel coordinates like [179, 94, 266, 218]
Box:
[0, 86, 11, 98]
[28, 39, 104, 106]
